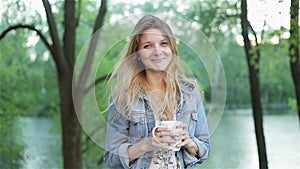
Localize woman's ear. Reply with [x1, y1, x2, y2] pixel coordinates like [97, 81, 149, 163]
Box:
[133, 53, 141, 61]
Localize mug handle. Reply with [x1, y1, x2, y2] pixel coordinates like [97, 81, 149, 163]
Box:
[151, 126, 162, 143]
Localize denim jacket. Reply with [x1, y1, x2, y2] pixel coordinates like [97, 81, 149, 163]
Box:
[104, 80, 210, 169]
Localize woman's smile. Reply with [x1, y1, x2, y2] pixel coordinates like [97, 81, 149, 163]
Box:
[138, 28, 172, 71]
[150, 58, 165, 63]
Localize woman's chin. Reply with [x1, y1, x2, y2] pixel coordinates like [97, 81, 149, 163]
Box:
[146, 67, 167, 72]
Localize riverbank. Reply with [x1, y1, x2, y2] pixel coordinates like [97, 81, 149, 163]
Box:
[12, 110, 300, 169]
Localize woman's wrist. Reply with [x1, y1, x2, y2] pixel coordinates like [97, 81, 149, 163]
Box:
[184, 139, 194, 148]
[128, 139, 152, 162]
[140, 138, 151, 152]
[184, 139, 198, 156]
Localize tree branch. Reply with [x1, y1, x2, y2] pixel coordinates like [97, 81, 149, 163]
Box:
[0, 24, 52, 51]
[63, 0, 76, 68]
[261, 20, 267, 43]
[76, 0, 107, 94]
[84, 73, 111, 95]
[93, 0, 107, 34]
[248, 21, 259, 46]
[81, 123, 105, 153]
[75, 0, 82, 27]
[248, 20, 261, 70]
[42, 0, 69, 72]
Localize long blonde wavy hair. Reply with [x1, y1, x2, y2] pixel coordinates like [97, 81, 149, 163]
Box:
[108, 14, 192, 120]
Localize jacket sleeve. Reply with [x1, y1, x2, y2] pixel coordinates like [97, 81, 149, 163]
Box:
[183, 89, 211, 167]
[104, 103, 133, 169]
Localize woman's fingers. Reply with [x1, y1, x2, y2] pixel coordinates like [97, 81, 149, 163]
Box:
[151, 127, 179, 150]
[154, 127, 177, 143]
[154, 127, 179, 137]
[150, 123, 192, 151]
[176, 129, 188, 139]
[147, 122, 194, 151]
[150, 135, 174, 151]
[152, 139, 174, 151]
[173, 124, 191, 147]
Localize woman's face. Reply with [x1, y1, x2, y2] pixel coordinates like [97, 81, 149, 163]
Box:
[138, 28, 172, 71]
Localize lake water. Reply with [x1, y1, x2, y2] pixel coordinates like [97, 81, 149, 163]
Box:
[18, 117, 62, 169]
[202, 110, 300, 169]
[16, 110, 300, 169]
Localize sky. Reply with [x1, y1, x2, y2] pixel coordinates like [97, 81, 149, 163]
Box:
[110, 0, 291, 31]
[0, 0, 292, 47]
[1, 0, 291, 30]
[243, 0, 290, 45]
[248, 0, 290, 31]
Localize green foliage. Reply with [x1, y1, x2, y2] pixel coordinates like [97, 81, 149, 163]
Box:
[1, 0, 35, 25]
[216, 36, 251, 107]
[0, 38, 59, 117]
[0, 30, 33, 115]
[187, 0, 239, 37]
[178, 41, 211, 99]
[260, 40, 294, 106]
[288, 97, 297, 114]
[82, 136, 106, 168]
[0, 0, 297, 168]
[0, 115, 25, 168]
[0, 4, 60, 166]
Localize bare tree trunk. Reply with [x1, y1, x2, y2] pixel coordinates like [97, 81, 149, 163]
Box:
[289, 0, 300, 124]
[59, 73, 82, 169]
[0, 0, 107, 168]
[241, 0, 268, 168]
[59, 1, 83, 169]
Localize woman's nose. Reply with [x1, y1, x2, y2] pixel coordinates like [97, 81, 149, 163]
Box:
[152, 44, 162, 56]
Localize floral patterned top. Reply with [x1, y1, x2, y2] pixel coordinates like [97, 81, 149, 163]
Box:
[149, 114, 182, 169]
[149, 148, 181, 169]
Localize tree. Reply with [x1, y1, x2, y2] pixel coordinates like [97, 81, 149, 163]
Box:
[289, 0, 300, 124]
[240, 0, 268, 169]
[0, 0, 107, 168]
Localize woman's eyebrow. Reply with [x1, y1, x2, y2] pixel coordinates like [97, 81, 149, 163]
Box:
[140, 37, 167, 45]
[140, 41, 150, 46]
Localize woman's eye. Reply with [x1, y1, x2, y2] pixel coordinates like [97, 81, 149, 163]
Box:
[143, 44, 151, 49]
[161, 42, 169, 46]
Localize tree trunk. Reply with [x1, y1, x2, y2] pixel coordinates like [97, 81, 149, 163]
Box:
[241, 0, 268, 168]
[60, 1, 82, 168]
[59, 72, 82, 169]
[0, 0, 106, 168]
[289, 0, 300, 124]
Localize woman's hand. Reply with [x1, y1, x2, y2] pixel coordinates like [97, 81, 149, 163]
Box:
[142, 123, 198, 156]
[143, 127, 177, 152]
[176, 123, 192, 147]
[176, 123, 199, 156]
[129, 127, 175, 162]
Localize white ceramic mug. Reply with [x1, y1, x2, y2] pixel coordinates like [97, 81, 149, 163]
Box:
[152, 120, 183, 151]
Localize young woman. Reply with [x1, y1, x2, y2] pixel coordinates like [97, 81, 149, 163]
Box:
[104, 14, 210, 169]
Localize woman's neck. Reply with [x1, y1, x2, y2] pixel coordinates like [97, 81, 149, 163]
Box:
[145, 70, 165, 91]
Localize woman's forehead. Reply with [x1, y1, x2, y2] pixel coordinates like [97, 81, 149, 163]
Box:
[142, 28, 164, 36]
[139, 29, 168, 41]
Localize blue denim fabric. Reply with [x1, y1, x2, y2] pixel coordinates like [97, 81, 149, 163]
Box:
[104, 81, 210, 169]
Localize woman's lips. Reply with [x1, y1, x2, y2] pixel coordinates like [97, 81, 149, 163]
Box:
[150, 58, 165, 63]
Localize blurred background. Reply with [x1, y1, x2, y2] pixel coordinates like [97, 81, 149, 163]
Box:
[0, 0, 299, 169]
